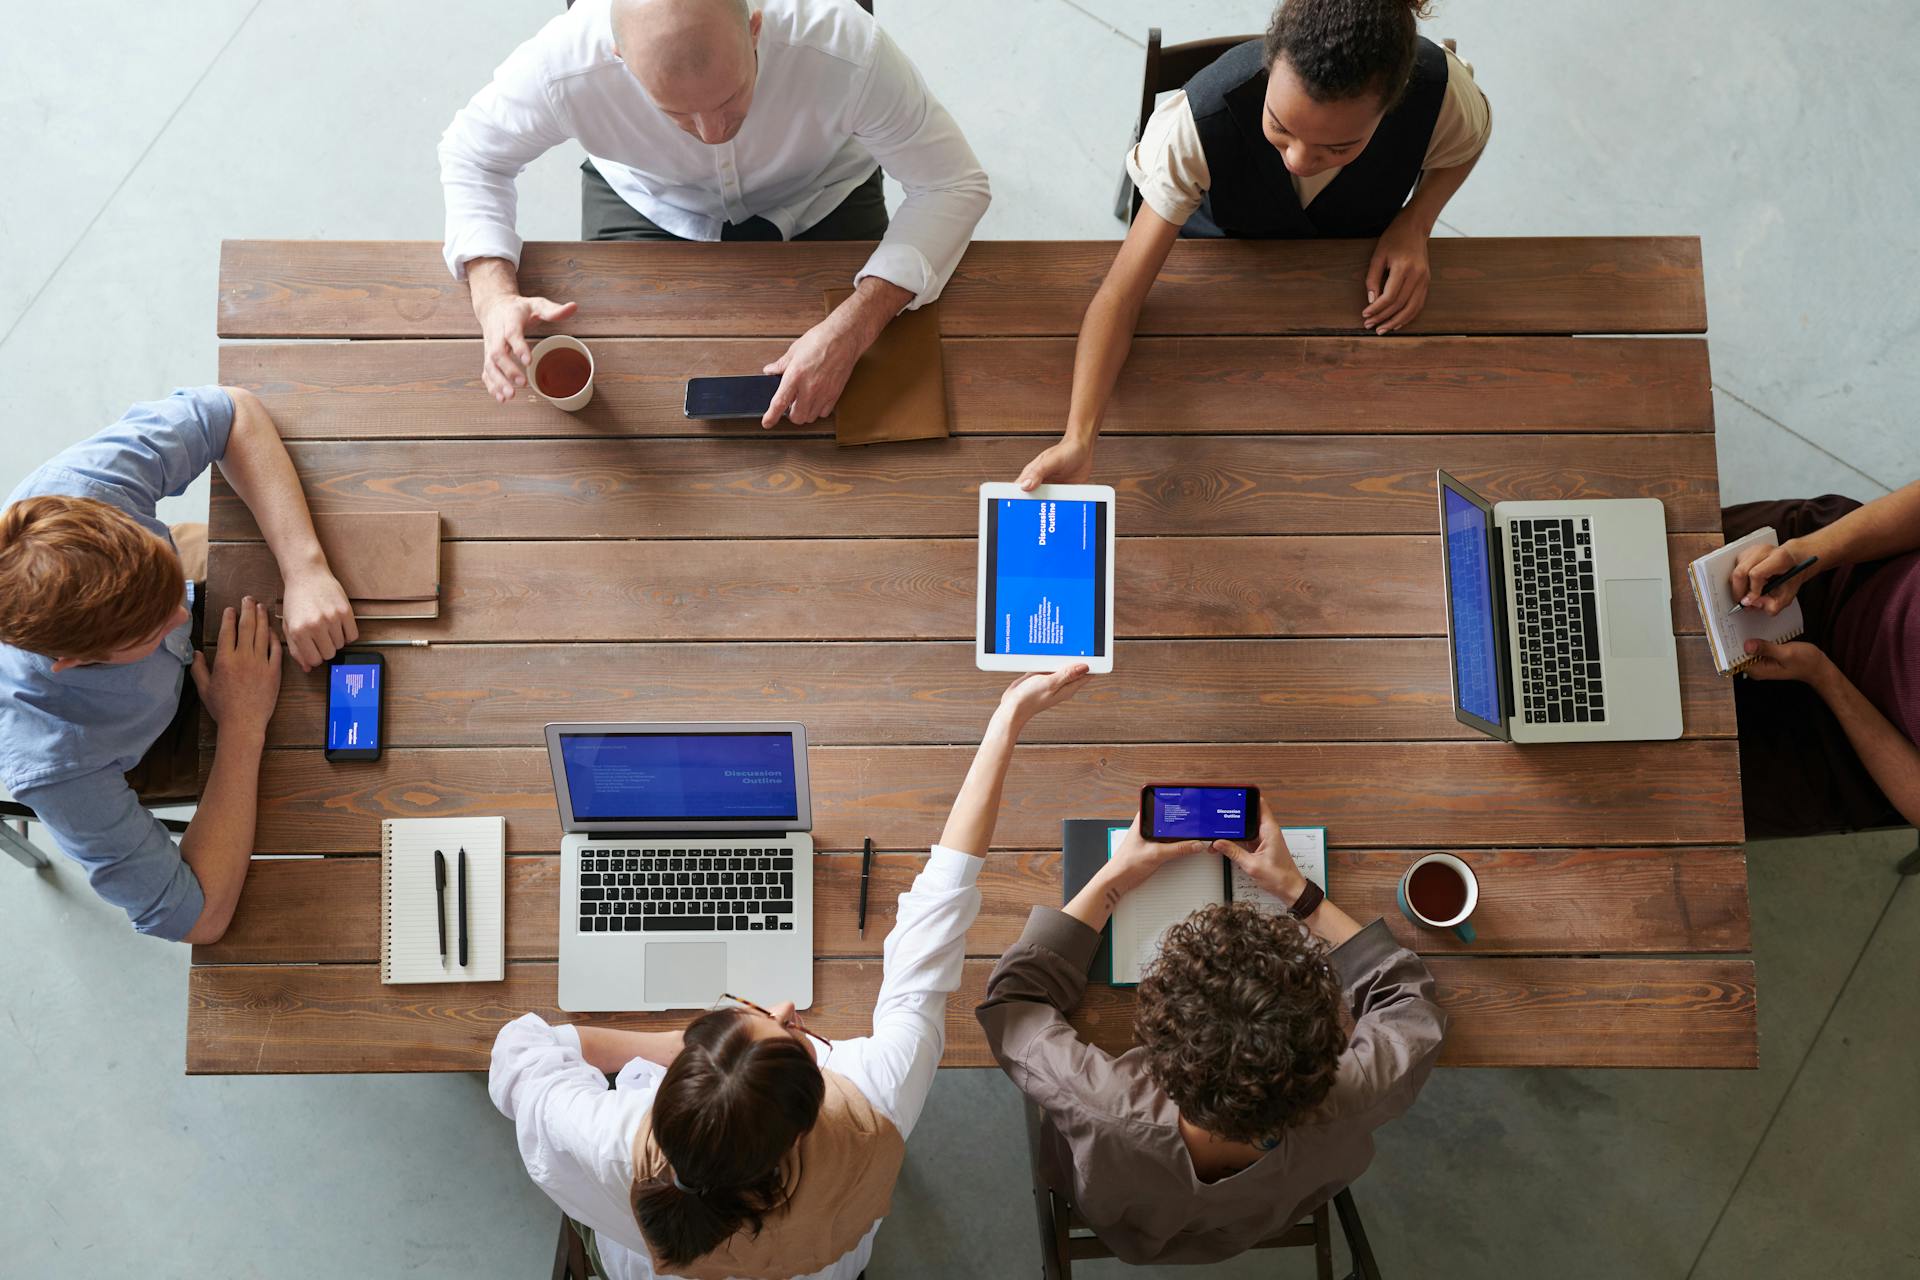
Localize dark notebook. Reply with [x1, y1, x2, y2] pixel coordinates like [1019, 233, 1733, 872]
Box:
[1061, 819, 1128, 984]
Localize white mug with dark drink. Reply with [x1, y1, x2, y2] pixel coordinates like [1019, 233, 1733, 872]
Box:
[528, 334, 595, 411]
[1397, 852, 1478, 943]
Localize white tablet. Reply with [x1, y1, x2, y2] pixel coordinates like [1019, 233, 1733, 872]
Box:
[976, 482, 1117, 674]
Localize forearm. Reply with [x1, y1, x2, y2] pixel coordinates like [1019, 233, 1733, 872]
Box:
[1794, 479, 1920, 567]
[214, 389, 328, 588]
[1062, 282, 1148, 445]
[1062, 859, 1136, 933]
[1812, 660, 1920, 825]
[834, 276, 915, 351]
[178, 728, 266, 943]
[1397, 157, 1477, 234]
[576, 1026, 684, 1074]
[466, 257, 522, 321]
[936, 711, 1020, 855]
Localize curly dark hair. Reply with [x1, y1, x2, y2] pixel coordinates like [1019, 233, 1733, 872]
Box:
[1134, 901, 1348, 1144]
[1264, 0, 1436, 109]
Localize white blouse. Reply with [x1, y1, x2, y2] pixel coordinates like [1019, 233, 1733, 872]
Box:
[489, 845, 984, 1280]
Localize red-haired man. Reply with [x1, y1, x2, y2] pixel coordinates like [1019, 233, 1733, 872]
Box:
[1, 387, 353, 942]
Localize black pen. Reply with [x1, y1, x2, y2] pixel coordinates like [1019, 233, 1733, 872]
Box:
[857, 837, 874, 939]
[433, 849, 448, 962]
[457, 846, 470, 968]
[1728, 555, 1818, 617]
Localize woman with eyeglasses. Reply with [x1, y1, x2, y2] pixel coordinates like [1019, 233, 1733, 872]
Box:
[489, 663, 1094, 1279]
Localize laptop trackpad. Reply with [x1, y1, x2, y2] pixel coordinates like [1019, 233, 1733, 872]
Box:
[1604, 579, 1670, 658]
[645, 942, 727, 1007]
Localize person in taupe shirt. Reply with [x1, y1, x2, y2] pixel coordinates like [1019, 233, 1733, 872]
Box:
[977, 796, 1446, 1265]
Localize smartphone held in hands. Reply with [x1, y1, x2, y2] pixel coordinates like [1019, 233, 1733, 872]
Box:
[324, 650, 385, 762]
[1140, 784, 1258, 842]
[684, 374, 784, 420]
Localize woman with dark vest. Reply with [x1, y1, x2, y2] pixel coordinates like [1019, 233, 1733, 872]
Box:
[488, 664, 1095, 1280]
[1019, 0, 1491, 491]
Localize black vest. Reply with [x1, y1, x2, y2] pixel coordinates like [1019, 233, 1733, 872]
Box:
[1186, 36, 1449, 239]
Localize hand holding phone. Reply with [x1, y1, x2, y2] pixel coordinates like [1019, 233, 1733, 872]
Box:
[325, 651, 385, 762]
[1139, 784, 1258, 843]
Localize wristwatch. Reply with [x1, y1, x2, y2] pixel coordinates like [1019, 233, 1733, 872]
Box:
[1286, 878, 1324, 922]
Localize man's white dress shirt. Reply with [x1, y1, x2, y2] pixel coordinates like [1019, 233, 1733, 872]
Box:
[490, 845, 984, 1280]
[439, 0, 989, 308]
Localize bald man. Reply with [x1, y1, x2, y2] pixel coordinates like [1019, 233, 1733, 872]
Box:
[440, 0, 990, 427]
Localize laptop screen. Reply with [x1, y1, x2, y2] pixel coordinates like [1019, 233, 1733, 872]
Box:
[1440, 483, 1504, 727]
[557, 731, 801, 824]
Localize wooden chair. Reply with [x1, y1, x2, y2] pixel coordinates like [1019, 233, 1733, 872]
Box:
[552, 1214, 594, 1280]
[0, 800, 188, 870]
[1025, 1102, 1382, 1279]
[1113, 28, 1257, 223]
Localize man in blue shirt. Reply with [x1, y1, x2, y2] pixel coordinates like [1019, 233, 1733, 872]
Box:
[0, 386, 356, 943]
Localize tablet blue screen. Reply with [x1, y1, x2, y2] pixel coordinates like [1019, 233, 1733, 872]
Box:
[986, 497, 1106, 656]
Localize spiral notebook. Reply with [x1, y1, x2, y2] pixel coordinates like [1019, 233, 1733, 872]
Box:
[380, 817, 505, 984]
[1687, 527, 1806, 675]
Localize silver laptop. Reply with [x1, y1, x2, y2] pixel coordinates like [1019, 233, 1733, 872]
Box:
[545, 721, 814, 1012]
[1436, 471, 1682, 743]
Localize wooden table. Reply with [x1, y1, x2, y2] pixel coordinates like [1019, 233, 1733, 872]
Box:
[189, 237, 1754, 1073]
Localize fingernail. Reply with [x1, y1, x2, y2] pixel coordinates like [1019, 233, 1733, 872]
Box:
[1367, 291, 1376, 303]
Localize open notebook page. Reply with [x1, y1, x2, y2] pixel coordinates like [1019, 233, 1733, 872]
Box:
[382, 816, 505, 984]
[1108, 827, 1226, 985]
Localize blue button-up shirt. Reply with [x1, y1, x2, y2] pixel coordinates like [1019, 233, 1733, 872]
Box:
[1, 387, 235, 939]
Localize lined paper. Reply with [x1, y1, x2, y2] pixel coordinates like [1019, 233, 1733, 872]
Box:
[382, 817, 505, 984]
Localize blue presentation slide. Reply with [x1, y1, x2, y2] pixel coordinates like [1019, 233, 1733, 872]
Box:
[990, 497, 1101, 656]
[1443, 489, 1502, 724]
[1151, 787, 1250, 840]
[326, 662, 380, 751]
[563, 733, 798, 821]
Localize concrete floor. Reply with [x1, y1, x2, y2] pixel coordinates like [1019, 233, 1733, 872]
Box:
[3, 1, 1917, 1276]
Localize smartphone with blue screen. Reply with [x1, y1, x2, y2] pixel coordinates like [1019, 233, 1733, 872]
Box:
[1140, 784, 1258, 843]
[324, 651, 384, 762]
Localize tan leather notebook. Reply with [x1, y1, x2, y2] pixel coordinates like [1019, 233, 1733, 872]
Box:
[310, 511, 441, 620]
[825, 288, 949, 447]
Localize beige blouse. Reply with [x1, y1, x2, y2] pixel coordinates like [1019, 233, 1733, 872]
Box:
[1126, 45, 1491, 227]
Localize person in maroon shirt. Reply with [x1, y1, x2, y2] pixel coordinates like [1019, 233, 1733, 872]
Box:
[1723, 480, 1920, 840]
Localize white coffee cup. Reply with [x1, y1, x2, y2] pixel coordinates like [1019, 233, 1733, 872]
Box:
[528, 334, 595, 411]
[1396, 852, 1479, 943]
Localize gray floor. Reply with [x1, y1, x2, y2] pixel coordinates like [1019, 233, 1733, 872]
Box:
[3, 1, 1917, 1276]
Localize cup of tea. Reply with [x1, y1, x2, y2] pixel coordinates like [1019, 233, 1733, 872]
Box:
[1397, 853, 1478, 943]
[528, 335, 595, 411]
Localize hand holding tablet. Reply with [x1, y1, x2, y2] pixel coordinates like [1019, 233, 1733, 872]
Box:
[976, 482, 1117, 673]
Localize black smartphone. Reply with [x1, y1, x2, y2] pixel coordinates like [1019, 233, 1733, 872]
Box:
[324, 650, 385, 762]
[1139, 784, 1259, 843]
[683, 374, 784, 420]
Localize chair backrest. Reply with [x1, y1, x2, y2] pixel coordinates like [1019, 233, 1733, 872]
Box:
[1128, 29, 1262, 219]
[1023, 1101, 1340, 1278]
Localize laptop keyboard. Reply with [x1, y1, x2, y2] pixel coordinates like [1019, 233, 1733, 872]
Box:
[1509, 518, 1607, 725]
[578, 846, 797, 934]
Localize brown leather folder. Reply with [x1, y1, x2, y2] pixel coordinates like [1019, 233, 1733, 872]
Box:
[825, 288, 950, 446]
[308, 511, 441, 620]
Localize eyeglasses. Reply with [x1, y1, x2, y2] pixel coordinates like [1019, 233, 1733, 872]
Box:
[719, 992, 832, 1053]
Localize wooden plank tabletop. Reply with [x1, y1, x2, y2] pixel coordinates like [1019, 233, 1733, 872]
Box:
[194, 236, 1751, 1074]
